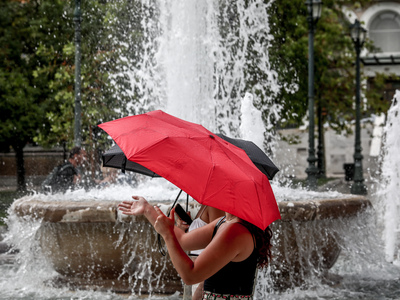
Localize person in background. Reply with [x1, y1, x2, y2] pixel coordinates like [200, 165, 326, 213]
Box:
[95, 167, 119, 187]
[41, 146, 87, 194]
[95, 166, 138, 188]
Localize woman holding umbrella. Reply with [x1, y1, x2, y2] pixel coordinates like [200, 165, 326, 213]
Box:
[176, 204, 225, 299]
[102, 110, 279, 297]
[118, 196, 273, 299]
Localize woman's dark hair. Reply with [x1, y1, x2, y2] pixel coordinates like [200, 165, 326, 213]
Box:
[240, 220, 273, 269]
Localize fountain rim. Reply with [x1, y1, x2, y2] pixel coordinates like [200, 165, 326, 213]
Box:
[11, 195, 371, 223]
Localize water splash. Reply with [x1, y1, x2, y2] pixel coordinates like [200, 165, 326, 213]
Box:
[118, 0, 281, 139]
[2, 192, 182, 299]
[254, 206, 400, 299]
[240, 92, 265, 149]
[1, 212, 130, 299]
[376, 90, 400, 263]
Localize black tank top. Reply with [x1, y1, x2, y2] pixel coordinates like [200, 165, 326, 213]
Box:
[203, 217, 258, 295]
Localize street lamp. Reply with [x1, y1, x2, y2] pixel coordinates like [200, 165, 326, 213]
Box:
[349, 20, 368, 195]
[317, 104, 326, 178]
[305, 0, 322, 190]
[74, 0, 82, 147]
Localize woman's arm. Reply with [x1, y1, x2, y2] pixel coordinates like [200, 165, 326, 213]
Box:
[118, 196, 211, 251]
[174, 217, 218, 251]
[154, 207, 253, 285]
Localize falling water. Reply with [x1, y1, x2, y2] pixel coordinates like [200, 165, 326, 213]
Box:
[377, 90, 400, 263]
[124, 0, 281, 137]
[156, 1, 216, 130]
[1, 183, 184, 299]
[240, 92, 267, 149]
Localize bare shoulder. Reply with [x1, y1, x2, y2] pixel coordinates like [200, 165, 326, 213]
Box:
[219, 221, 251, 237]
[215, 222, 254, 261]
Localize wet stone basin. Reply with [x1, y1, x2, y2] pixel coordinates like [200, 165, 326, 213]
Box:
[12, 195, 371, 293]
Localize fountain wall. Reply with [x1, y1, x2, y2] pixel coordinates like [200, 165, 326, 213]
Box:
[9, 189, 371, 294]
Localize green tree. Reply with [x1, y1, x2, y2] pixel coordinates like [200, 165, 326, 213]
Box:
[0, 0, 137, 190]
[33, 0, 143, 177]
[268, 0, 389, 132]
[0, 0, 67, 191]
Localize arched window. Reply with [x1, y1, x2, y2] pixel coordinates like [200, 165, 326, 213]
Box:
[369, 11, 400, 53]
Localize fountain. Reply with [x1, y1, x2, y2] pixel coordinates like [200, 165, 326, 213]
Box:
[376, 90, 400, 264]
[123, 0, 281, 136]
[2, 0, 400, 299]
[6, 182, 371, 296]
[10, 195, 182, 294]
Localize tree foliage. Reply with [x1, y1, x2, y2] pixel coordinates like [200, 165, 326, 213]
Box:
[33, 1, 133, 150]
[0, 0, 141, 189]
[267, 0, 392, 134]
[0, 0, 59, 190]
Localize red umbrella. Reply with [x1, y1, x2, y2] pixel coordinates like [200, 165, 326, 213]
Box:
[99, 110, 280, 230]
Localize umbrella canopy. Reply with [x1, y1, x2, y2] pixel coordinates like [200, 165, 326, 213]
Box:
[215, 134, 279, 180]
[102, 144, 160, 177]
[99, 110, 281, 229]
[102, 135, 279, 180]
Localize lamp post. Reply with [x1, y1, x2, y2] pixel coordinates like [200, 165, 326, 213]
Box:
[74, 0, 82, 147]
[305, 0, 322, 190]
[317, 104, 326, 178]
[350, 20, 368, 195]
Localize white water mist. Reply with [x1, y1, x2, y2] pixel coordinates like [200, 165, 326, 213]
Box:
[377, 90, 400, 263]
[240, 92, 266, 149]
[120, 0, 281, 139]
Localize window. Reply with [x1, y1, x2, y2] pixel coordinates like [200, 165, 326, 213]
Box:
[369, 11, 400, 53]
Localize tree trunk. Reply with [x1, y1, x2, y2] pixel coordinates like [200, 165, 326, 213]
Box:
[13, 143, 26, 192]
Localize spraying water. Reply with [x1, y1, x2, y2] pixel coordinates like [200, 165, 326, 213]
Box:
[240, 92, 266, 149]
[156, 0, 216, 130]
[376, 90, 400, 263]
[123, 0, 281, 137]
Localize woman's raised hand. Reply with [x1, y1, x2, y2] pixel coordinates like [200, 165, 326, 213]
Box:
[154, 206, 176, 237]
[118, 196, 149, 216]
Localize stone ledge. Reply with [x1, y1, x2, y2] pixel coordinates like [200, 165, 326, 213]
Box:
[12, 199, 120, 223]
[12, 196, 371, 224]
[278, 196, 371, 221]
